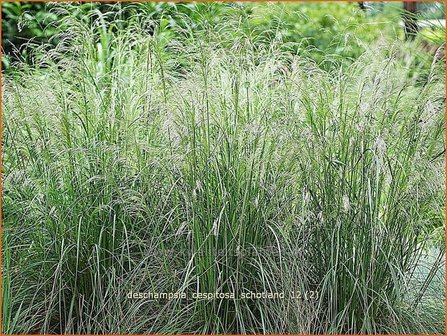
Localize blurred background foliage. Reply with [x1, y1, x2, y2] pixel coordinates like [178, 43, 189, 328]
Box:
[1, 1, 445, 72]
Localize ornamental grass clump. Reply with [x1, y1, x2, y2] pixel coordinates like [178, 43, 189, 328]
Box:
[2, 6, 445, 334]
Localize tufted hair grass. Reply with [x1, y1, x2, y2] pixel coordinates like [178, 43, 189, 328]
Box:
[2, 5, 445, 334]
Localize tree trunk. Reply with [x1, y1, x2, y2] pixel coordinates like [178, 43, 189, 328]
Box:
[403, 2, 418, 40]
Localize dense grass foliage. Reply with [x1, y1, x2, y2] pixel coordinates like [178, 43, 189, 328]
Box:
[2, 2, 445, 71]
[2, 8, 446, 334]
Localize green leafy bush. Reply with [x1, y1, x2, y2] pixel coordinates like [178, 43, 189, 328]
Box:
[244, 2, 400, 68]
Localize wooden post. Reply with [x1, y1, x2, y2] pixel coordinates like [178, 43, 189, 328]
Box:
[403, 2, 419, 40]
